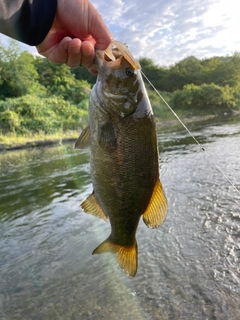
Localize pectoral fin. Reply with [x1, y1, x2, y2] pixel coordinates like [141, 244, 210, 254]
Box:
[142, 179, 168, 228]
[81, 192, 108, 221]
[93, 238, 138, 277]
[74, 124, 91, 149]
[98, 118, 117, 151]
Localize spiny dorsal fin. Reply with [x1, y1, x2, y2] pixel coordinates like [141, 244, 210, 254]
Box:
[142, 179, 168, 228]
[93, 238, 138, 277]
[81, 192, 108, 221]
[74, 124, 91, 149]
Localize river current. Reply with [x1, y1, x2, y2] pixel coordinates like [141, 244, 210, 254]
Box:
[0, 117, 239, 320]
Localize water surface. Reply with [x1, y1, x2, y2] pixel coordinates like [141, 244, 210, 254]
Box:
[0, 118, 239, 320]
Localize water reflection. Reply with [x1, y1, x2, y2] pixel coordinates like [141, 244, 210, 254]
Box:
[0, 119, 239, 320]
[0, 146, 90, 221]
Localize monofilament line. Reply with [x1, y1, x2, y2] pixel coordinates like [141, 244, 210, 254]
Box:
[141, 70, 240, 196]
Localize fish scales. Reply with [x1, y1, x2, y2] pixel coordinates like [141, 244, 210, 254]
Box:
[91, 113, 158, 245]
[75, 41, 168, 276]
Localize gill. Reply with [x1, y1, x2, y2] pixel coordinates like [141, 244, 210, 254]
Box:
[141, 71, 240, 196]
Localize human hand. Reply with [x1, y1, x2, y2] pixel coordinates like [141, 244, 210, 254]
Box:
[36, 0, 112, 73]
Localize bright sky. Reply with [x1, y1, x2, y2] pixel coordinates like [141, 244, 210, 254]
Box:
[0, 0, 239, 66]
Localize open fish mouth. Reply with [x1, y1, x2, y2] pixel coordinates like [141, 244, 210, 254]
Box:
[95, 41, 141, 70]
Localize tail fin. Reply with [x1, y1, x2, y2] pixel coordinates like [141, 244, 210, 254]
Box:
[92, 238, 138, 277]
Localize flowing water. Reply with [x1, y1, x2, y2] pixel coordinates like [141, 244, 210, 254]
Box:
[0, 117, 239, 320]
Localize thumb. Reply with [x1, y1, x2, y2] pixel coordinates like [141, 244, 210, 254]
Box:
[87, 2, 113, 50]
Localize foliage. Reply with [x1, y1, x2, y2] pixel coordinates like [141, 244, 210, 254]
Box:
[34, 57, 91, 103]
[140, 52, 240, 93]
[170, 83, 236, 113]
[0, 41, 91, 136]
[139, 52, 240, 112]
[0, 40, 240, 139]
[139, 58, 169, 91]
[71, 66, 97, 86]
[0, 95, 88, 134]
[0, 41, 45, 99]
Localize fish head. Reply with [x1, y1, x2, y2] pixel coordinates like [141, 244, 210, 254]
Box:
[94, 41, 148, 118]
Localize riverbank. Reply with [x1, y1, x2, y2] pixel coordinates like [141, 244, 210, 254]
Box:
[0, 131, 78, 152]
[0, 113, 229, 152]
[156, 114, 216, 129]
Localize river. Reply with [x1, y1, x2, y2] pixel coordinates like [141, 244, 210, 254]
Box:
[0, 117, 239, 320]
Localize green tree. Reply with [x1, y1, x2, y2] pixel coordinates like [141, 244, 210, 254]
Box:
[170, 83, 236, 113]
[0, 109, 21, 133]
[0, 95, 88, 134]
[200, 53, 240, 87]
[71, 66, 97, 86]
[139, 57, 169, 91]
[34, 57, 91, 103]
[167, 56, 203, 91]
[0, 41, 45, 99]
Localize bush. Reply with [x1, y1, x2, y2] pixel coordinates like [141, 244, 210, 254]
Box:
[170, 83, 236, 113]
[0, 94, 88, 135]
[0, 109, 21, 132]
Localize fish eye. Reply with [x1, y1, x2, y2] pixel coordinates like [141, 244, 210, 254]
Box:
[126, 68, 135, 77]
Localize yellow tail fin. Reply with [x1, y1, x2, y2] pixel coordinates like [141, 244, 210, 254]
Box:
[92, 238, 138, 277]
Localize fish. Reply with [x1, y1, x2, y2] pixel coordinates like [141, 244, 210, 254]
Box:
[75, 41, 168, 277]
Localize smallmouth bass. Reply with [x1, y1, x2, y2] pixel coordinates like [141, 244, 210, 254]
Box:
[75, 41, 168, 277]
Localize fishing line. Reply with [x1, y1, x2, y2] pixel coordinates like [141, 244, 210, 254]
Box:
[141, 70, 240, 196]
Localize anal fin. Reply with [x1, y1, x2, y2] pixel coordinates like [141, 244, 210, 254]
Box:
[81, 192, 108, 221]
[142, 179, 168, 228]
[93, 238, 138, 277]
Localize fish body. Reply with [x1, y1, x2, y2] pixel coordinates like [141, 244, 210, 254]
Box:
[75, 41, 168, 276]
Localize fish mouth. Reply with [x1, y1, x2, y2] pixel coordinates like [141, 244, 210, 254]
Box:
[95, 41, 140, 71]
[104, 41, 140, 70]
